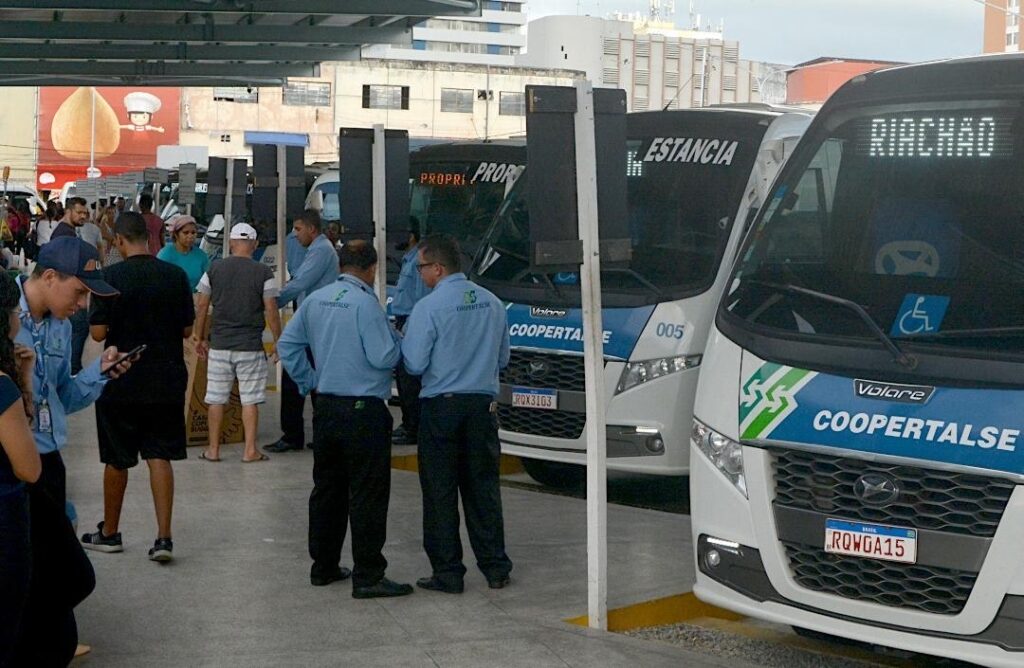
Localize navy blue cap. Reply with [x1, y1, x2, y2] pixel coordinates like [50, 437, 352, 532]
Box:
[36, 237, 118, 297]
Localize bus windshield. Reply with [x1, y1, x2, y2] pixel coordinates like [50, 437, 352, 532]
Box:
[312, 180, 340, 222]
[473, 111, 766, 308]
[725, 100, 1024, 363]
[409, 160, 517, 259]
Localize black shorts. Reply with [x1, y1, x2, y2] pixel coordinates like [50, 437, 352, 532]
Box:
[95, 398, 187, 470]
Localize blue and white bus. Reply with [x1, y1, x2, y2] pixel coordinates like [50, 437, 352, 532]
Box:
[691, 54, 1024, 667]
[471, 105, 811, 486]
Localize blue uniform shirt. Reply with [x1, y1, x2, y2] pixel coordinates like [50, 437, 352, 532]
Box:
[279, 274, 401, 400]
[15, 277, 108, 454]
[402, 273, 509, 398]
[390, 244, 431, 317]
[284, 230, 308, 281]
[277, 233, 337, 308]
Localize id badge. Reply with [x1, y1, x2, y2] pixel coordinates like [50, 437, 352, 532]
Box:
[37, 400, 52, 434]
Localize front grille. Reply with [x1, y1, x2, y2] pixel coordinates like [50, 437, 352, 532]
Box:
[501, 351, 586, 391]
[772, 448, 1014, 538]
[496, 404, 586, 440]
[784, 543, 977, 615]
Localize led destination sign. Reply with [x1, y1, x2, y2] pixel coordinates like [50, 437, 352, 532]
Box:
[858, 112, 1013, 159]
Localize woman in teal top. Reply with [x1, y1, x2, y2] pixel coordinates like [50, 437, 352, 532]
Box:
[157, 215, 210, 292]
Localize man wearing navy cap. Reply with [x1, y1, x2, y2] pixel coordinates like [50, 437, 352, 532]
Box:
[15, 236, 135, 510]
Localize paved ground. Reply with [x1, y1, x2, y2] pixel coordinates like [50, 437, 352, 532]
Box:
[61, 391, 748, 667]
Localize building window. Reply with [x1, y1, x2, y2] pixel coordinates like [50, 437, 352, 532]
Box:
[219, 134, 231, 143]
[441, 88, 474, 113]
[361, 84, 410, 110]
[282, 80, 331, 107]
[213, 87, 258, 103]
[499, 91, 525, 116]
[1008, 30, 1020, 47]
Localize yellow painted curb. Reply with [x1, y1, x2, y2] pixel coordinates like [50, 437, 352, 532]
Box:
[391, 453, 524, 475]
[565, 592, 743, 632]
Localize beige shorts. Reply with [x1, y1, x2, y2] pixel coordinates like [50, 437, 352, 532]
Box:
[205, 350, 267, 406]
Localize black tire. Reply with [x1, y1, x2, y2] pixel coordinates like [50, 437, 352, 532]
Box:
[521, 458, 585, 489]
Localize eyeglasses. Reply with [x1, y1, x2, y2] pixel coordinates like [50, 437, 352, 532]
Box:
[416, 262, 439, 272]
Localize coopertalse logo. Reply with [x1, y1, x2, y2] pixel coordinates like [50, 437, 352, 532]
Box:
[530, 306, 568, 319]
[854, 379, 935, 405]
[739, 363, 817, 441]
[642, 137, 738, 166]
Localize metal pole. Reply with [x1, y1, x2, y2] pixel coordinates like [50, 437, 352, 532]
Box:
[699, 46, 708, 108]
[275, 145, 287, 389]
[224, 158, 234, 233]
[574, 79, 608, 631]
[371, 124, 387, 306]
[89, 87, 96, 175]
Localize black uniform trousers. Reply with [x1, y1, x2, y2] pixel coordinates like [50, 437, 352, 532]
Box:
[279, 368, 308, 447]
[393, 315, 421, 437]
[418, 393, 512, 582]
[309, 395, 392, 588]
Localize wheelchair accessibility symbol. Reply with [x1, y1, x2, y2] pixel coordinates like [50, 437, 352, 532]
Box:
[891, 294, 950, 337]
[875, 241, 942, 278]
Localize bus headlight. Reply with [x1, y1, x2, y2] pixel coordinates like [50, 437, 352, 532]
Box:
[616, 354, 702, 394]
[692, 419, 747, 497]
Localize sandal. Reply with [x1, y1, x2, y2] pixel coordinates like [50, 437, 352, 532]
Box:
[242, 453, 269, 463]
[198, 451, 221, 462]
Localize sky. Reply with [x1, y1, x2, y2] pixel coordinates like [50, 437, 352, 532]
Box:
[525, 0, 986, 66]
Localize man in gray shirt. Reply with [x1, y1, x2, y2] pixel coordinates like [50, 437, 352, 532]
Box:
[194, 223, 282, 463]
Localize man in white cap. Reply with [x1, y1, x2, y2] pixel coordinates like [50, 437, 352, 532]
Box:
[121, 92, 165, 133]
[194, 223, 281, 463]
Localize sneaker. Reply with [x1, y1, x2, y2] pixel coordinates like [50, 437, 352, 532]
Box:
[487, 575, 511, 589]
[353, 577, 414, 599]
[81, 521, 123, 553]
[148, 537, 173, 563]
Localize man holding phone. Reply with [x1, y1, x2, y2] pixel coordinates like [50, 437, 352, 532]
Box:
[82, 212, 195, 563]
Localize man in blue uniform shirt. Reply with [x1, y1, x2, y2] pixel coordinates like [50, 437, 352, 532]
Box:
[279, 240, 414, 599]
[402, 235, 513, 594]
[390, 226, 431, 446]
[15, 237, 134, 510]
[265, 209, 338, 454]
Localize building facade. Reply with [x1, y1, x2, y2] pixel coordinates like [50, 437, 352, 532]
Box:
[785, 58, 901, 108]
[362, 0, 527, 66]
[180, 60, 579, 165]
[516, 15, 785, 111]
[983, 0, 1021, 53]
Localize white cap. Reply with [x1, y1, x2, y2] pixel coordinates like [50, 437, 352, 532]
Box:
[229, 223, 258, 240]
[123, 91, 161, 115]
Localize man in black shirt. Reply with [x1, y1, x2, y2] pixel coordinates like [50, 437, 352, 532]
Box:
[81, 212, 195, 563]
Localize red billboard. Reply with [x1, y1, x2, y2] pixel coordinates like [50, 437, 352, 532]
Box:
[37, 86, 180, 191]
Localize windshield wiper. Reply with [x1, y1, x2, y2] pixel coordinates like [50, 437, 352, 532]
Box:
[907, 325, 1024, 340]
[744, 279, 917, 369]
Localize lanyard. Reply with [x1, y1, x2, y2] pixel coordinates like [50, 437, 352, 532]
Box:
[23, 312, 51, 399]
[338, 274, 373, 296]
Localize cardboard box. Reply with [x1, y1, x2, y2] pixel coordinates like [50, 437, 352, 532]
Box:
[184, 302, 245, 447]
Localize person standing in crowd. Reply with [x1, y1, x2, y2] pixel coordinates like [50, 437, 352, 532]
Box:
[0, 270, 42, 667]
[158, 215, 209, 292]
[34, 201, 61, 248]
[14, 236, 131, 512]
[279, 240, 413, 599]
[390, 226, 431, 446]
[96, 205, 122, 267]
[402, 235, 513, 594]
[48, 197, 92, 374]
[139, 193, 165, 256]
[49, 196, 87, 241]
[194, 223, 281, 464]
[81, 212, 194, 563]
[78, 209, 103, 252]
[264, 210, 337, 455]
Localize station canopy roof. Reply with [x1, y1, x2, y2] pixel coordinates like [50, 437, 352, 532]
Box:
[0, 0, 481, 86]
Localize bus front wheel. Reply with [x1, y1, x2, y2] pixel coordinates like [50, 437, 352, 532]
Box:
[521, 458, 585, 490]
